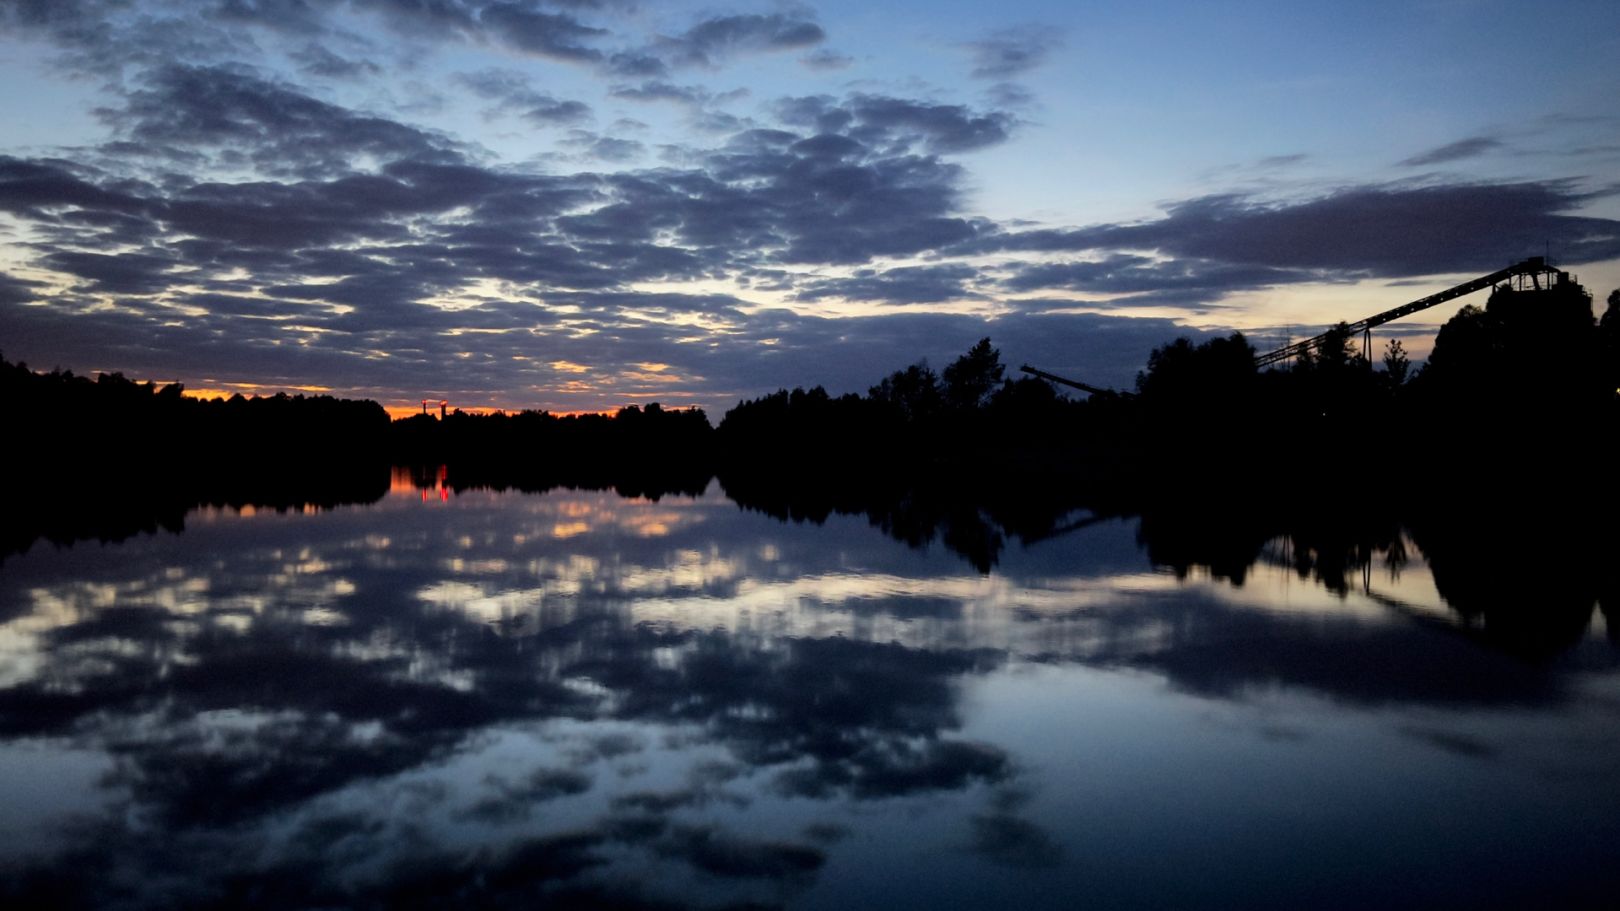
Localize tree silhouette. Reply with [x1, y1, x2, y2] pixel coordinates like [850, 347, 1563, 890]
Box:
[1602, 289, 1619, 394]
[1136, 332, 1257, 420]
[1380, 338, 1410, 388]
[869, 361, 943, 423]
[1422, 281, 1596, 399]
[942, 338, 1004, 413]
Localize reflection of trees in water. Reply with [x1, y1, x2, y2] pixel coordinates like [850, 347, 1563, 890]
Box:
[2, 465, 392, 565]
[719, 469, 1099, 574]
[14, 457, 1616, 666]
[2, 463, 716, 567]
[721, 467, 1620, 666]
[1409, 504, 1620, 660]
[1130, 489, 1618, 664]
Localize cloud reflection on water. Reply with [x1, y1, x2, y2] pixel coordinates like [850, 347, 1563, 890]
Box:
[0, 484, 1615, 909]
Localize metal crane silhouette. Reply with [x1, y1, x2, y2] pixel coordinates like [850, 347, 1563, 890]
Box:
[1021, 257, 1571, 390]
[1253, 257, 1568, 367]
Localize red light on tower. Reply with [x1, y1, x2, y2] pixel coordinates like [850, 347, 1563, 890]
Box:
[440, 400, 448, 419]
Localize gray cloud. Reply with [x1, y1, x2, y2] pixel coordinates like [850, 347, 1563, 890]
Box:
[456, 68, 593, 125]
[4, 0, 619, 74]
[776, 93, 1016, 154]
[288, 42, 384, 79]
[603, 49, 668, 78]
[999, 254, 1307, 308]
[98, 64, 463, 177]
[794, 264, 983, 305]
[38, 249, 183, 295]
[476, 1, 607, 62]
[1400, 136, 1503, 167]
[1, 0, 251, 72]
[608, 80, 710, 105]
[0, 271, 43, 307]
[800, 48, 853, 71]
[962, 25, 1062, 79]
[968, 181, 1620, 277]
[559, 130, 645, 162]
[1258, 153, 1308, 169]
[984, 82, 1035, 109]
[657, 12, 825, 69]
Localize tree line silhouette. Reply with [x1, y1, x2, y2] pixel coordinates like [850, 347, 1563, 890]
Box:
[5, 277, 1615, 574]
[390, 402, 713, 491]
[9, 277, 1611, 482]
[3, 358, 390, 472]
[2, 359, 393, 563]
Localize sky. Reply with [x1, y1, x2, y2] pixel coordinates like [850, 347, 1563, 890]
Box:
[2, 0, 1618, 416]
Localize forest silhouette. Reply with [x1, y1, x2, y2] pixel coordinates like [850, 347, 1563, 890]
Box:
[9, 278, 1612, 481]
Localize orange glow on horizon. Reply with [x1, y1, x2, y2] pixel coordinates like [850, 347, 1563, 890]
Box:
[146, 379, 692, 421]
[183, 382, 335, 400]
[381, 404, 621, 420]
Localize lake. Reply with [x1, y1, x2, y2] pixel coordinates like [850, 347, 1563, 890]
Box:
[1, 474, 1616, 910]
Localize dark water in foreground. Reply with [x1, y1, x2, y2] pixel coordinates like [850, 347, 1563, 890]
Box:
[1, 477, 1617, 910]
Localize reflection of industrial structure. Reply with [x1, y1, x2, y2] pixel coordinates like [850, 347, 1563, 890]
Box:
[390, 465, 450, 502]
[1023, 257, 1572, 393]
[421, 399, 448, 419]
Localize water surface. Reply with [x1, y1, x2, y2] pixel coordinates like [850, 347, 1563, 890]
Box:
[1, 477, 1616, 909]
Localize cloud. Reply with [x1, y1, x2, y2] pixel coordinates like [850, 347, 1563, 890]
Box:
[608, 80, 710, 105]
[98, 64, 463, 177]
[998, 254, 1305, 308]
[559, 130, 645, 162]
[0, 271, 42, 306]
[657, 12, 825, 68]
[985, 82, 1035, 109]
[654, 825, 825, 880]
[0, 155, 150, 224]
[1257, 153, 1308, 169]
[970, 181, 1620, 277]
[0, 0, 250, 72]
[476, 1, 607, 63]
[603, 49, 668, 78]
[38, 249, 183, 295]
[793, 263, 984, 305]
[460, 767, 593, 823]
[776, 93, 1016, 154]
[1400, 136, 1503, 167]
[210, 0, 331, 34]
[288, 42, 383, 79]
[5, 0, 621, 74]
[801, 48, 853, 71]
[456, 68, 593, 125]
[962, 25, 1063, 79]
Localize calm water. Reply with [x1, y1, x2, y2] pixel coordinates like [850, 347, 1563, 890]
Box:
[1, 477, 1617, 910]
